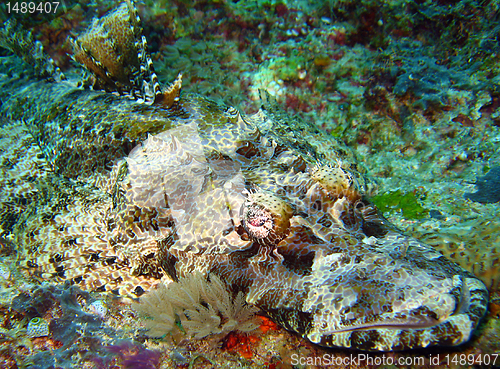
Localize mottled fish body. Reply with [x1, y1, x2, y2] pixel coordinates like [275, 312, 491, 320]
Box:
[0, 2, 488, 351]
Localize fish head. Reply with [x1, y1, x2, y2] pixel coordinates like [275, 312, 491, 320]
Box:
[126, 95, 487, 351]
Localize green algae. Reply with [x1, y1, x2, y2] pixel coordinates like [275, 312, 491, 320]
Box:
[370, 189, 428, 220]
[269, 53, 308, 82]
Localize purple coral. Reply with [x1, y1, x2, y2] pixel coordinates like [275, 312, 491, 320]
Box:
[105, 341, 160, 369]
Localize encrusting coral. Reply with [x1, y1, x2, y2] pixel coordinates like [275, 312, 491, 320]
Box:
[132, 273, 260, 339]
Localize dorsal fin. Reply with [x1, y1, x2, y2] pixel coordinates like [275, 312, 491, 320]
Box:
[155, 73, 183, 109]
[71, 0, 162, 105]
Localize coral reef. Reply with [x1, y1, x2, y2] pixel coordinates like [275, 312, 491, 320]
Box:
[155, 36, 247, 107]
[0, 281, 152, 367]
[0, 19, 64, 80]
[86, 299, 108, 319]
[97, 341, 161, 369]
[1, 51, 488, 354]
[387, 41, 475, 109]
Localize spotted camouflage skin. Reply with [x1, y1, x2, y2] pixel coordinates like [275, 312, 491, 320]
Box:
[0, 5, 488, 351]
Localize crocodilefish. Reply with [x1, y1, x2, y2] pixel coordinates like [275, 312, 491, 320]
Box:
[0, 0, 487, 351]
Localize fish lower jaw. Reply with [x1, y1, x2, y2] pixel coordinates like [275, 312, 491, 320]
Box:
[308, 312, 476, 351]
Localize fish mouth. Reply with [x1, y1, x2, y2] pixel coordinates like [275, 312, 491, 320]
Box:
[315, 276, 469, 338]
[327, 274, 472, 333]
[303, 271, 489, 350]
[326, 315, 442, 333]
[315, 308, 451, 337]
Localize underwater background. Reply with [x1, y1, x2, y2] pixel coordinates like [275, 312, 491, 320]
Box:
[0, 0, 499, 368]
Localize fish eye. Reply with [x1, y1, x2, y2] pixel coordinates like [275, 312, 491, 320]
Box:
[240, 190, 293, 245]
[242, 205, 274, 239]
